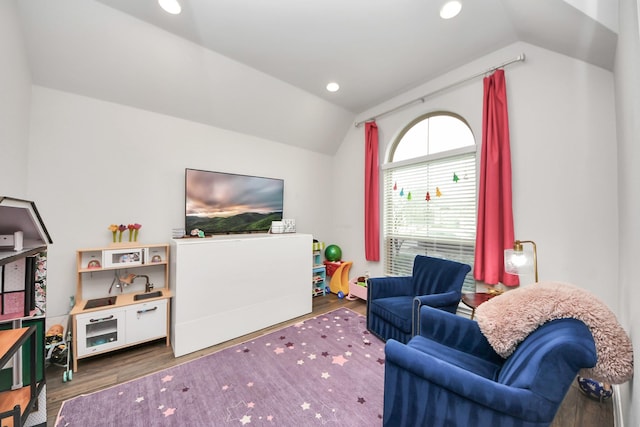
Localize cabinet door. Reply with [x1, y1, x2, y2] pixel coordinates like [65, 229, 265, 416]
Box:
[76, 309, 126, 357]
[125, 300, 167, 345]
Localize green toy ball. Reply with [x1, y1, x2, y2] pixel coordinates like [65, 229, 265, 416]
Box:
[325, 244, 342, 262]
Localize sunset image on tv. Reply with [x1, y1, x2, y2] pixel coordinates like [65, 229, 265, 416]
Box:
[185, 169, 284, 234]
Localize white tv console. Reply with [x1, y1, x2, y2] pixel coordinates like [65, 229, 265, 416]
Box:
[170, 233, 312, 357]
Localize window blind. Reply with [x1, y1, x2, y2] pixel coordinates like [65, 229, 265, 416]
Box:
[383, 150, 477, 292]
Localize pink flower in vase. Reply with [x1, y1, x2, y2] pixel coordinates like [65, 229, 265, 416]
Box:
[118, 224, 127, 242]
[127, 224, 135, 242]
[133, 223, 142, 242]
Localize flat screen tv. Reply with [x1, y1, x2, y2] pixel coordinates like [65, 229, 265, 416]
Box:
[185, 168, 284, 235]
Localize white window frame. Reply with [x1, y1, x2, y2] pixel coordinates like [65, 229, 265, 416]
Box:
[382, 113, 477, 294]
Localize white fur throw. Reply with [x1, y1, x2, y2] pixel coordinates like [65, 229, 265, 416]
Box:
[475, 282, 633, 384]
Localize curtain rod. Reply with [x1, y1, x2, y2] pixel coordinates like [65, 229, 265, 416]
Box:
[354, 53, 526, 127]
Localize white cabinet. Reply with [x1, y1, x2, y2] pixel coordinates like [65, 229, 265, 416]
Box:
[75, 309, 126, 357]
[126, 299, 168, 344]
[170, 234, 312, 357]
[75, 299, 168, 358]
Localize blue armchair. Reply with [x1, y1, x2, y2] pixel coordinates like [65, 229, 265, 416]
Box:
[383, 305, 598, 427]
[367, 255, 471, 343]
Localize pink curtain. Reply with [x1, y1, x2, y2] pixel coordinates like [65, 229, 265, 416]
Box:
[365, 121, 380, 261]
[474, 69, 518, 286]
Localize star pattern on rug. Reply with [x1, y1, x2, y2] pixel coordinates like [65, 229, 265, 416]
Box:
[332, 354, 349, 366]
[58, 309, 384, 426]
[226, 401, 252, 423]
[310, 403, 339, 425]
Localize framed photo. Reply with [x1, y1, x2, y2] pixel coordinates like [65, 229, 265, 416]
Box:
[103, 248, 144, 268]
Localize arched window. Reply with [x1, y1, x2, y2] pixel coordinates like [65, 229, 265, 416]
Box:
[383, 112, 477, 292]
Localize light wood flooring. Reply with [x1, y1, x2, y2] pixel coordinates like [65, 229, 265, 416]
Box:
[46, 297, 613, 426]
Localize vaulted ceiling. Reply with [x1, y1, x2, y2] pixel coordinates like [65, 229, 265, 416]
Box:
[15, 0, 617, 154]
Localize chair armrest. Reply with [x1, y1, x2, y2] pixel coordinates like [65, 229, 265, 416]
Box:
[413, 290, 460, 309]
[417, 305, 502, 362]
[367, 276, 413, 300]
[385, 340, 554, 421]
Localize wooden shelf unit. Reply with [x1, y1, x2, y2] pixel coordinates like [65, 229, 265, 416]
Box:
[70, 243, 172, 372]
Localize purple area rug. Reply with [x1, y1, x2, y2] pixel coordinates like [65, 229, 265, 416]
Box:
[56, 308, 385, 426]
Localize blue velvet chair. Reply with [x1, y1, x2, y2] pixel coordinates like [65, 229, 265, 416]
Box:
[367, 255, 471, 343]
[383, 305, 598, 427]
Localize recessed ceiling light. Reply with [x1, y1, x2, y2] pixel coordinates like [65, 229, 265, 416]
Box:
[159, 0, 182, 15]
[326, 82, 340, 92]
[440, 1, 462, 19]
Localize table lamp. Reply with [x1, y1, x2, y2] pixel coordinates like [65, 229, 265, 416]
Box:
[504, 240, 538, 282]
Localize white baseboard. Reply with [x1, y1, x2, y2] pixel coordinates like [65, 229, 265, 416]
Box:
[613, 384, 623, 427]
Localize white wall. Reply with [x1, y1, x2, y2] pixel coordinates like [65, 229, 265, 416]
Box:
[0, 1, 31, 197]
[615, 0, 640, 423]
[17, 0, 354, 156]
[336, 41, 619, 310]
[26, 87, 334, 318]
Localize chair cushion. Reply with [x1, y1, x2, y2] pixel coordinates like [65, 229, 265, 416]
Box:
[369, 296, 413, 334]
[408, 335, 502, 381]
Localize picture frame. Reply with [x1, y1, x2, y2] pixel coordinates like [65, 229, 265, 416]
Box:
[103, 248, 144, 268]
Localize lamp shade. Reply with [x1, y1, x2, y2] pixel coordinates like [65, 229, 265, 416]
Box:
[504, 240, 538, 282]
[504, 248, 533, 275]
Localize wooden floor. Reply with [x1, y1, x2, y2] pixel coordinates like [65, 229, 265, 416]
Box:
[46, 296, 613, 426]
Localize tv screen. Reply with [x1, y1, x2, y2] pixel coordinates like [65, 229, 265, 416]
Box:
[185, 168, 284, 235]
